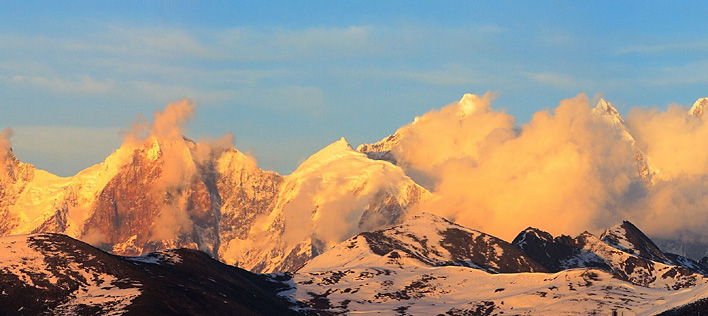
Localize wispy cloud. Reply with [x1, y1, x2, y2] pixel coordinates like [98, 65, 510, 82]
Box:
[128, 81, 325, 114]
[372, 64, 493, 86]
[640, 60, 708, 86]
[63, 26, 215, 59]
[524, 71, 594, 90]
[12, 75, 115, 94]
[213, 26, 376, 61]
[617, 41, 708, 55]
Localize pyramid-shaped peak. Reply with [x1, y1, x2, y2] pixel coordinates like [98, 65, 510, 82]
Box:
[600, 220, 672, 264]
[321, 137, 353, 153]
[689, 97, 708, 117]
[592, 98, 624, 122]
[458, 93, 482, 116]
[292, 137, 357, 172]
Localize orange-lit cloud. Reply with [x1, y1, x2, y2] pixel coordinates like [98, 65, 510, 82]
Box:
[624, 99, 708, 237]
[380, 93, 708, 241]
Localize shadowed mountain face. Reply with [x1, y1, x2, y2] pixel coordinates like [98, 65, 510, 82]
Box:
[512, 227, 609, 272]
[354, 213, 547, 273]
[513, 221, 708, 288]
[0, 233, 303, 316]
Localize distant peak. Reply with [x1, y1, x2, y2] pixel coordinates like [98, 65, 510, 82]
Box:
[593, 98, 623, 121]
[689, 97, 708, 117]
[330, 137, 352, 150]
[295, 137, 355, 170]
[459, 93, 477, 112]
[600, 220, 671, 263]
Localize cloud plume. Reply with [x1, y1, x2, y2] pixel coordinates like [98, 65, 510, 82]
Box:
[112, 99, 227, 242]
[375, 93, 708, 241]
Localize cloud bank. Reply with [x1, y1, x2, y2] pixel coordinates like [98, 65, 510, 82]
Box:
[379, 93, 708, 241]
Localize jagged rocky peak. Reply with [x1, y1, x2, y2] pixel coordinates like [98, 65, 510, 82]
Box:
[0, 148, 34, 185]
[80, 133, 221, 258]
[591, 98, 624, 125]
[689, 97, 708, 117]
[599, 220, 672, 264]
[356, 133, 400, 164]
[303, 212, 547, 274]
[512, 227, 606, 272]
[513, 227, 555, 247]
[458, 93, 480, 116]
[515, 225, 705, 288]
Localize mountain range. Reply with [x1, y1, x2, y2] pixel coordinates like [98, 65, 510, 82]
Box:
[3, 94, 708, 314]
[3, 213, 708, 315]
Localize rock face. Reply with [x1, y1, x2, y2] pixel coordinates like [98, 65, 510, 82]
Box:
[83, 138, 218, 256]
[0, 233, 302, 316]
[512, 227, 608, 272]
[513, 221, 708, 289]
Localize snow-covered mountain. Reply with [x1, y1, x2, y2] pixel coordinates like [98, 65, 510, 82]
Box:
[6, 95, 708, 315]
[225, 137, 429, 273]
[0, 134, 428, 274]
[591, 98, 656, 182]
[301, 213, 546, 274]
[689, 97, 708, 117]
[4, 212, 708, 314]
[0, 233, 300, 316]
[514, 220, 708, 288]
[287, 214, 708, 315]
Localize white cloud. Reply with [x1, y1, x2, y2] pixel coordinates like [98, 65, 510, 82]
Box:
[617, 41, 708, 55]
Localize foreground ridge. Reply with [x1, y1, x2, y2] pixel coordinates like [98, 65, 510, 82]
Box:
[3, 215, 708, 315]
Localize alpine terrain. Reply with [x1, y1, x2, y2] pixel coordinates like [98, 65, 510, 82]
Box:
[3, 95, 708, 314]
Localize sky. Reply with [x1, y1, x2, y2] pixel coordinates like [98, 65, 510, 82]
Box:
[1, 1, 708, 176]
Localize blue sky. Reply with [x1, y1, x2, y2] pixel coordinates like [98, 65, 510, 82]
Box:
[1, 1, 707, 176]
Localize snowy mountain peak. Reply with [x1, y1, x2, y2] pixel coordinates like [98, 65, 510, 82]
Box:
[458, 93, 479, 116]
[312, 137, 353, 157]
[302, 212, 546, 273]
[592, 98, 624, 125]
[689, 97, 708, 117]
[599, 220, 672, 264]
[290, 137, 360, 174]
